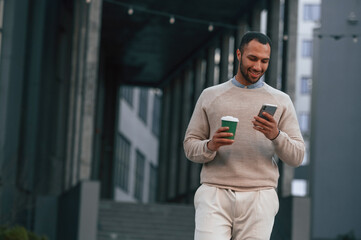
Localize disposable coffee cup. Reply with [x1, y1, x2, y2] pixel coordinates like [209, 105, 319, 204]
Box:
[221, 116, 239, 139]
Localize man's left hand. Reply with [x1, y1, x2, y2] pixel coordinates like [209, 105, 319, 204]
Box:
[252, 112, 279, 140]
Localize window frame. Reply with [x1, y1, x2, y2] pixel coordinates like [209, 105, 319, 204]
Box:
[122, 85, 134, 107]
[138, 88, 148, 124]
[151, 93, 161, 137]
[301, 39, 313, 58]
[299, 112, 310, 135]
[300, 76, 312, 95]
[303, 4, 321, 22]
[114, 134, 131, 192]
[134, 149, 145, 201]
[148, 163, 158, 203]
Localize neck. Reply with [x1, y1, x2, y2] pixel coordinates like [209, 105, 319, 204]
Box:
[235, 73, 246, 86]
[235, 73, 254, 86]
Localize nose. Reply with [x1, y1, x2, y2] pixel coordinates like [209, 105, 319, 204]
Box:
[253, 61, 262, 71]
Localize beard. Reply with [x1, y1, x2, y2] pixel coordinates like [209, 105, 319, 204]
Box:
[239, 59, 264, 85]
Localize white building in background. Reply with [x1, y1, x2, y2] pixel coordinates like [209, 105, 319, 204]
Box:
[113, 86, 162, 203]
[292, 0, 321, 197]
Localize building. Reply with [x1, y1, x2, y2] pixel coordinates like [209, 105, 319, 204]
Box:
[310, 0, 361, 239]
[293, 0, 321, 198]
[113, 86, 161, 203]
[0, 0, 324, 239]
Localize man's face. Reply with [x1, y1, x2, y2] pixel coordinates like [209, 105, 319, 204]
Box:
[237, 40, 271, 85]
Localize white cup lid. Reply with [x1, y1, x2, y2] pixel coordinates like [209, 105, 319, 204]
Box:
[221, 116, 239, 122]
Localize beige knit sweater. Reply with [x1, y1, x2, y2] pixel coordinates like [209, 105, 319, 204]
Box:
[183, 80, 305, 191]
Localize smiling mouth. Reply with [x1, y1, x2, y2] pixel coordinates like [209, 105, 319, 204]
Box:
[249, 70, 262, 78]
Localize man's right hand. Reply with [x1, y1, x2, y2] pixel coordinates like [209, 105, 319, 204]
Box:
[207, 127, 235, 151]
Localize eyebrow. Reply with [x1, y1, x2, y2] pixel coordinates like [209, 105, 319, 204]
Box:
[248, 54, 270, 61]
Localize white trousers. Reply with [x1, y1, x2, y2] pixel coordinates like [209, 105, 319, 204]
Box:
[194, 184, 279, 240]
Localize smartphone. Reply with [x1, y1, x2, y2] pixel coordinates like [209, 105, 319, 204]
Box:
[258, 104, 277, 120]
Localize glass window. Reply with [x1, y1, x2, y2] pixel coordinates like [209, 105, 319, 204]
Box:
[292, 179, 308, 197]
[138, 88, 148, 124]
[114, 134, 131, 192]
[148, 163, 158, 203]
[299, 112, 310, 134]
[134, 150, 145, 201]
[152, 92, 161, 137]
[304, 4, 321, 21]
[301, 76, 312, 94]
[302, 40, 313, 58]
[122, 86, 134, 106]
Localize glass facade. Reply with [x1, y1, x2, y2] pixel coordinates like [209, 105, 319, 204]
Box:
[299, 112, 310, 134]
[152, 93, 161, 137]
[138, 88, 148, 124]
[122, 86, 134, 107]
[114, 134, 131, 191]
[304, 4, 321, 21]
[149, 163, 157, 203]
[301, 76, 312, 94]
[302, 40, 313, 57]
[134, 150, 145, 201]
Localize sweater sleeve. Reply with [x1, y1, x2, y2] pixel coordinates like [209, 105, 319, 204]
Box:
[272, 96, 305, 167]
[183, 91, 217, 163]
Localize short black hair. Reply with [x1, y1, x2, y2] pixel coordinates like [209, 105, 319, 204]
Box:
[239, 31, 272, 53]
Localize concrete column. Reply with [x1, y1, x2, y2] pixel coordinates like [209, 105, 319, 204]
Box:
[57, 181, 100, 240]
[292, 197, 311, 240]
[233, 22, 249, 76]
[0, 0, 30, 225]
[98, 67, 118, 199]
[178, 69, 193, 197]
[219, 34, 231, 83]
[66, 0, 86, 189]
[157, 85, 171, 202]
[65, 0, 103, 189]
[279, 0, 299, 197]
[189, 59, 203, 193]
[205, 46, 215, 88]
[282, 0, 298, 101]
[167, 77, 182, 200]
[266, 0, 281, 88]
[21, 0, 65, 196]
[79, 0, 103, 180]
[251, 3, 262, 31]
[193, 58, 204, 103]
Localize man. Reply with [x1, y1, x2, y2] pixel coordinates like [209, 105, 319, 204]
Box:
[183, 31, 305, 240]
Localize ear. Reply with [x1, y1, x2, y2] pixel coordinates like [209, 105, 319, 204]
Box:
[236, 49, 242, 62]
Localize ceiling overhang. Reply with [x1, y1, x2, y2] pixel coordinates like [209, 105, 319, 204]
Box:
[101, 0, 261, 88]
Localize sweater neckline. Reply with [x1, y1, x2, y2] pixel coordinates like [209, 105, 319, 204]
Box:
[229, 79, 267, 91]
[231, 76, 264, 89]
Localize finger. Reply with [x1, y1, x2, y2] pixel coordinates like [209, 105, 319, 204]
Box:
[253, 126, 267, 134]
[214, 138, 234, 145]
[252, 120, 269, 130]
[219, 139, 235, 143]
[217, 127, 230, 133]
[262, 112, 276, 123]
[253, 120, 272, 131]
[214, 137, 234, 144]
[215, 132, 234, 138]
[253, 117, 273, 129]
[254, 115, 268, 124]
